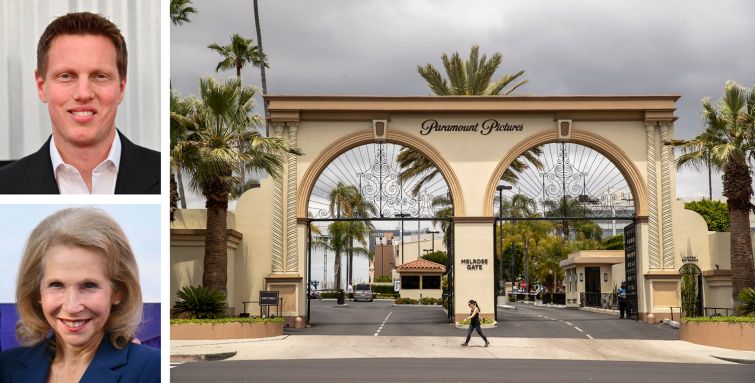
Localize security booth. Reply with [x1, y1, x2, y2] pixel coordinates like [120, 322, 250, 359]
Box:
[396, 259, 446, 300]
[560, 250, 625, 309]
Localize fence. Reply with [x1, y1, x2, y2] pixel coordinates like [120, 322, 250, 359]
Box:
[670, 306, 734, 321]
[580, 292, 618, 310]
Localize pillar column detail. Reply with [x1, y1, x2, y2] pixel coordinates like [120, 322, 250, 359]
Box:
[271, 123, 285, 272]
[660, 122, 675, 269]
[645, 122, 661, 270]
[286, 123, 299, 272]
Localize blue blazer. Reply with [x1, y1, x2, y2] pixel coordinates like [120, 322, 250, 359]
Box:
[0, 337, 160, 383]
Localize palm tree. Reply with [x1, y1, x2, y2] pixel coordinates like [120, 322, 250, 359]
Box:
[668, 81, 755, 308]
[417, 45, 527, 96]
[327, 221, 350, 291]
[172, 77, 300, 295]
[170, 90, 200, 219]
[170, 0, 197, 26]
[499, 193, 539, 218]
[401, 46, 538, 194]
[252, 0, 270, 136]
[543, 196, 593, 240]
[208, 34, 267, 80]
[668, 129, 724, 200]
[431, 193, 453, 247]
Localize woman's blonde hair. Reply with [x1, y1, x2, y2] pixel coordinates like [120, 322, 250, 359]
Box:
[15, 208, 142, 349]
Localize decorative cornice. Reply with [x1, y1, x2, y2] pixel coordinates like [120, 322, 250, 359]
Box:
[483, 129, 648, 217]
[297, 129, 465, 218]
[453, 216, 495, 224]
[643, 272, 680, 279]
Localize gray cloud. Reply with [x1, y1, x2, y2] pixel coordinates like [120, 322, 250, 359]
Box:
[171, 0, 755, 206]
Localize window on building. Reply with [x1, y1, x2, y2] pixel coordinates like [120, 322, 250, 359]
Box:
[401, 275, 420, 289]
[422, 275, 441, 289]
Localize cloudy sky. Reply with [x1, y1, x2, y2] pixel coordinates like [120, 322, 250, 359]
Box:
[171, 0, 755, 204]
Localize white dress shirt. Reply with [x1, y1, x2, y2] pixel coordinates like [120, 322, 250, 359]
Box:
[49, 134, 121, 194]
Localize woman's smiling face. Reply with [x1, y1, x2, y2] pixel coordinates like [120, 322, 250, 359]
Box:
[40, 245, 119, 351]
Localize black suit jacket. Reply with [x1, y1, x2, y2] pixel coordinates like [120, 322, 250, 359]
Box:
[0, 131, 160, 194]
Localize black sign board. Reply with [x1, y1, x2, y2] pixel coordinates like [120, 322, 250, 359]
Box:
[259, 291, 279, 306]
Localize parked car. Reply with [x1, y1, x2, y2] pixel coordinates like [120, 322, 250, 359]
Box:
[353, 284, 373, 302]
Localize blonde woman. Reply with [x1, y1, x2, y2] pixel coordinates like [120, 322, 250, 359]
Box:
[0, 208, 159, 382]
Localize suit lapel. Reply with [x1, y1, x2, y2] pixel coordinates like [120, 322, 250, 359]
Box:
[13, 342, 52, 383]
[18, 138, 60, 194]
[114, 131, 157, 194]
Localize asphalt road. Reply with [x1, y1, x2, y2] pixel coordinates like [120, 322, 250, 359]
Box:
[170, 358, 755, 383]
[286, 300, 678, 340]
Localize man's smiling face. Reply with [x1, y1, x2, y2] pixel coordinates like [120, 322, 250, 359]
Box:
[36, 34, 126, 149]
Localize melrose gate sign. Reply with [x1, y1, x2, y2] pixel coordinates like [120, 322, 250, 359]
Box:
[420, 118, 524, 135]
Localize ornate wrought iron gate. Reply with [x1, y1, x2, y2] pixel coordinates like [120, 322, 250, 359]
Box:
[624, 221, 638, 320]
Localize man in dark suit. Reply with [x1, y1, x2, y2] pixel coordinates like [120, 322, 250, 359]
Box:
[0, 12, 159, 194]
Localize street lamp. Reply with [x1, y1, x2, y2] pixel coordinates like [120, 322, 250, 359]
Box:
[426, 229, 440, 252]
[395, 213, 410, 265]
[321, 235, 330, 289]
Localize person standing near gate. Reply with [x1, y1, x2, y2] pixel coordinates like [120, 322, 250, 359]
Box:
[461, 300, 489, 347]
[618, 281, 627, 319]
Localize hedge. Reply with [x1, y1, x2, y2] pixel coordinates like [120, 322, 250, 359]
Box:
[683, 316, 755, 323]
[170, 317, 284, 325]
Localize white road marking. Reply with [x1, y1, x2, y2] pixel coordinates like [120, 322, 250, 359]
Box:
[586, 334, 594, 339]
[564, 322, 573, 326]
[574, 327, 584, 332]
[374, 311, 393, 337]
[170, 362, 183, 369]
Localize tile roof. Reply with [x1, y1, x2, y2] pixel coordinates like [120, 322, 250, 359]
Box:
[396, 258, 446, 273]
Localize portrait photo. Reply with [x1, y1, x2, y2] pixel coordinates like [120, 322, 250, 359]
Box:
[0, 0, 161, 194]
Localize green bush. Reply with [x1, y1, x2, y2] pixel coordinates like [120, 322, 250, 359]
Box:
[374, 275, 392, 283]
[320, 292, 338, 299]
[372, 285, 396, 295]
[375, 293, 399, 299]
[457, 317, 494, 326]
[394, 297, 418, 304]
[170, 317, 284, 325]
[737, 287, 755, 316]
[171, 285, 226, 319]
[419, 297, 443, 305]
[683, 316, 755, 323]
[684, 200, 730, 232]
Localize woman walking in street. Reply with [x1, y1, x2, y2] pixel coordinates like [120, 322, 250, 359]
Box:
[461, 300, 489, 347]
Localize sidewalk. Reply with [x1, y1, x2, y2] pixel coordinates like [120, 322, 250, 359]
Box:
[171, 335, 755, 364]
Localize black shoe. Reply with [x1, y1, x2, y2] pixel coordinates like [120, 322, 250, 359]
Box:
[484, 342, 489, 347]
[461, 343, 468, 347]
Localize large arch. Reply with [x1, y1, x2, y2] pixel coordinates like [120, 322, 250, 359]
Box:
[297, 129, 465, 218]
[483, 129, 648, 217]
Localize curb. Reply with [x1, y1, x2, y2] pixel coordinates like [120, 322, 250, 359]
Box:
[662, 318, 680, 329]
[170, 351, 237, 363]
[711, 355, 755, 364]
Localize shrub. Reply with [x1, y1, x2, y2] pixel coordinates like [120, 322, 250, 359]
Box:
[319, 292, 338, 299]
[457, 317, 494, 326]
[373, 285, 396, 295]
[684, 200, 730, 232]
[395, 297, 418, 304]
[374, 275, 392, 283]
[170, 317, 284, 325]
[737, 287, 755, 316]
[172, 285, 226, 319]
[419, 297, 443, 305]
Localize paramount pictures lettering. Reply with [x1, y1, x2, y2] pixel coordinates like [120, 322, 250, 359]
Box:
[419, 119, 524, 136]
[461, 258, 488, 270]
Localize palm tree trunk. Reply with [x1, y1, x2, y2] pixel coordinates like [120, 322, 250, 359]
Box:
[202, 194, 230, 297]
[348, 246, 354, 286]
[723, 157, 755, 310]
[334, 250, 342, 291]
[252, 0, 269, 136]
[170, 171, 178, 222]
[707, 153, 712, 200]
[177, 169, 187, 208]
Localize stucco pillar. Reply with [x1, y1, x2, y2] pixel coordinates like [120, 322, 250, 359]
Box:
[453, 220, 495, 322]
[660, 122, 675, 270]
[286, 123, 299, 272]
[645, 122, 661, 270]
[271, 123, 285, 272]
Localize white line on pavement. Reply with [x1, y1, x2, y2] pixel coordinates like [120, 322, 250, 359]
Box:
[374, 311, 393, 337]
[564, 322, 573, 326]
[586, 334, 594, 339]
[574, 327, 584, 332]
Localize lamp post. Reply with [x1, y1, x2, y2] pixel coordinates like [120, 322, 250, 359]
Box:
[496, 184, 512, 294]
[426, 229, 440, 252]
[395, 213, 410, 265]
[321, 235, 330, 289]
